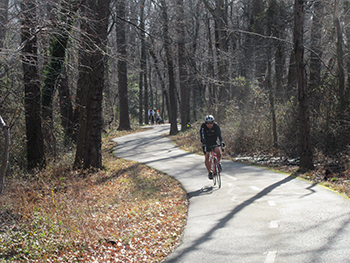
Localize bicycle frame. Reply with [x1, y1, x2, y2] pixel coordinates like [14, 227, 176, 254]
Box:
[209, 145, 221, 188]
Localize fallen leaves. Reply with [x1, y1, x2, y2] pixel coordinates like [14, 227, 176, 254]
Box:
[0, 128, 188, 262]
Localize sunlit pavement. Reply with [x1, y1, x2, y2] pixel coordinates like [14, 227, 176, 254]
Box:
[113, 124, 350, 263]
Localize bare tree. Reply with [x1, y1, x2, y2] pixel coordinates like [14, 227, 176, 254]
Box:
[41, 1, 79, 152]
[21, 0, 45, 170]
[177, 0, 189, 131]
[294, 0, 313, 170]
[0, 115, 9, 194]
[160, 0, 178, 135]
[334, 0, 345, 118]
[117, 0, 131, 130]
[0, 0, 8, 51]
[74, 0, 110, 169]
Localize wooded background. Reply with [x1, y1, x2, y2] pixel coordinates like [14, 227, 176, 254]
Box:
[0, 0, 350, 182]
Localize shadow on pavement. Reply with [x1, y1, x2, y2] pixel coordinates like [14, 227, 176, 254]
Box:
[165, 175, 296, 262]
[187, 186, 217, 199]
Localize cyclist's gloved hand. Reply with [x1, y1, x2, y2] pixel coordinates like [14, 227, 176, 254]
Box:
[221, 142, 226, 148]
[202, 144, 207, 154]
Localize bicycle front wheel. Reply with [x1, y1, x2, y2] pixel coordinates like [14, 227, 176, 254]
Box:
[214, 158, 221, 188]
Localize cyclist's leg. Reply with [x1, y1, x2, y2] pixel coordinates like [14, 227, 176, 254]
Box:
[214, 146, 222, 163]
[204, 151, 211, 172]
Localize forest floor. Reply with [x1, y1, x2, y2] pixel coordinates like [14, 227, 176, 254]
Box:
[1, 124, 350, 262]
[0, 127, 188, 262]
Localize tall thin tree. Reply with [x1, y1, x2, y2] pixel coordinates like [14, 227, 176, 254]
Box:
[21, 0, 45, 170]
[160, 0, 178, 135]
[177, 0, 189, 131]
[294, 0, 313, 170]
[117, 0, 131, 130]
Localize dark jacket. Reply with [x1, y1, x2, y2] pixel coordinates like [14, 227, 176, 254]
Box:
[200, 122, 223, 146]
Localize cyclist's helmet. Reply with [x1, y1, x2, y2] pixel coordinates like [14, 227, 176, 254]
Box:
[204, 115, 215, 123]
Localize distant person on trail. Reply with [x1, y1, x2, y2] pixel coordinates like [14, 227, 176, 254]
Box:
[200, 115, 225, 180]
[148, 108, 155, 124]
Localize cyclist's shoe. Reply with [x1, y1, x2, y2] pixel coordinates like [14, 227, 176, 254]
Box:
[219, 163, 222, 172]
[208, 172, 213, 180]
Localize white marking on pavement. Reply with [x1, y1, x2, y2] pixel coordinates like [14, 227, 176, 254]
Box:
[224, 175, 238, 181]
[250, 186, 260, 191]
[268, 201, 276, 206]
[264, 251, 277, 263]
[269, 220, 279, 228]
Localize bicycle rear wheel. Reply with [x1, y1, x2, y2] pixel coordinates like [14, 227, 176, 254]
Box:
[214, 158, 221, 188]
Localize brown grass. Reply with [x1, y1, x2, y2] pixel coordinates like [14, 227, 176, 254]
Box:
[0, 127, 188, 262]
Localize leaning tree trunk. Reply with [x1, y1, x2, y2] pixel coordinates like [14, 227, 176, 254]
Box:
[294, 0, 313, 170]
[74, 0, 110, 169]
[21, 0, 45, 170]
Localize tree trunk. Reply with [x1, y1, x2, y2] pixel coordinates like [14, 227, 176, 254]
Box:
[0, 115, 9, 195]
[149, 48, 170, 120]
[117, 0, 131, 131]
[160, 0, 178, 135]
[58, 70, 74, 144]
[139, 0, 147, 124]
[21, 0, 45, 170]
[334, 0, 345, 118]
[41, 1, 78, 153]
[267, 0, 278, 148]
[0, 0, 8, 51]
[74, 0, 110, 169]
[309, 0, 323, 112]
[177, 0, 189, 131]
[294, 0, 313, 170]
[202, 0, 229, 120]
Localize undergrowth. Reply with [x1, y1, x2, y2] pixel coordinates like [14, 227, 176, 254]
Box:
[171, 123, 350, 198]
[0, 127, 188, 262]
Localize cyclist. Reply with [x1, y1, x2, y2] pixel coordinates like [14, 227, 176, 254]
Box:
[200, 115, 225, 179]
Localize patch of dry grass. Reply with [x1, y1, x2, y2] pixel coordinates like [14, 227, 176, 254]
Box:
[0, 127, 188, 262]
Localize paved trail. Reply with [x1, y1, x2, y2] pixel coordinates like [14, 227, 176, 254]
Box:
[113, 124, 350, 263]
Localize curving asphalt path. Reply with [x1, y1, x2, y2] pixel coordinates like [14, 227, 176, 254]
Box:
[113, 124, 350, 263]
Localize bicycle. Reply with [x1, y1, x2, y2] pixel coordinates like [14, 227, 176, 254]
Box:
[208, 145, 224, 188]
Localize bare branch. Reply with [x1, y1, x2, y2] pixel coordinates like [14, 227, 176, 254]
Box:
[0, 27, 44, 78]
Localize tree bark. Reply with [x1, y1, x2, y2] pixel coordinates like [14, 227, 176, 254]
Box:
[334, 0, 345, 118]
[0, 0, 8, 51]
[149, 47, 170, 120]
[202, 0, 229, 120]
[0, 115, 9, 195]
[116, 0, 131, 131]
[177, 0, 189, 131]
[294, 0, 313, 170]
[21, 0, 45, 170]
[41, 1, 79, 152]
[160, 0, 178, 135]
[74, 0, 110, 169]
[58, 70, 74, 144]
